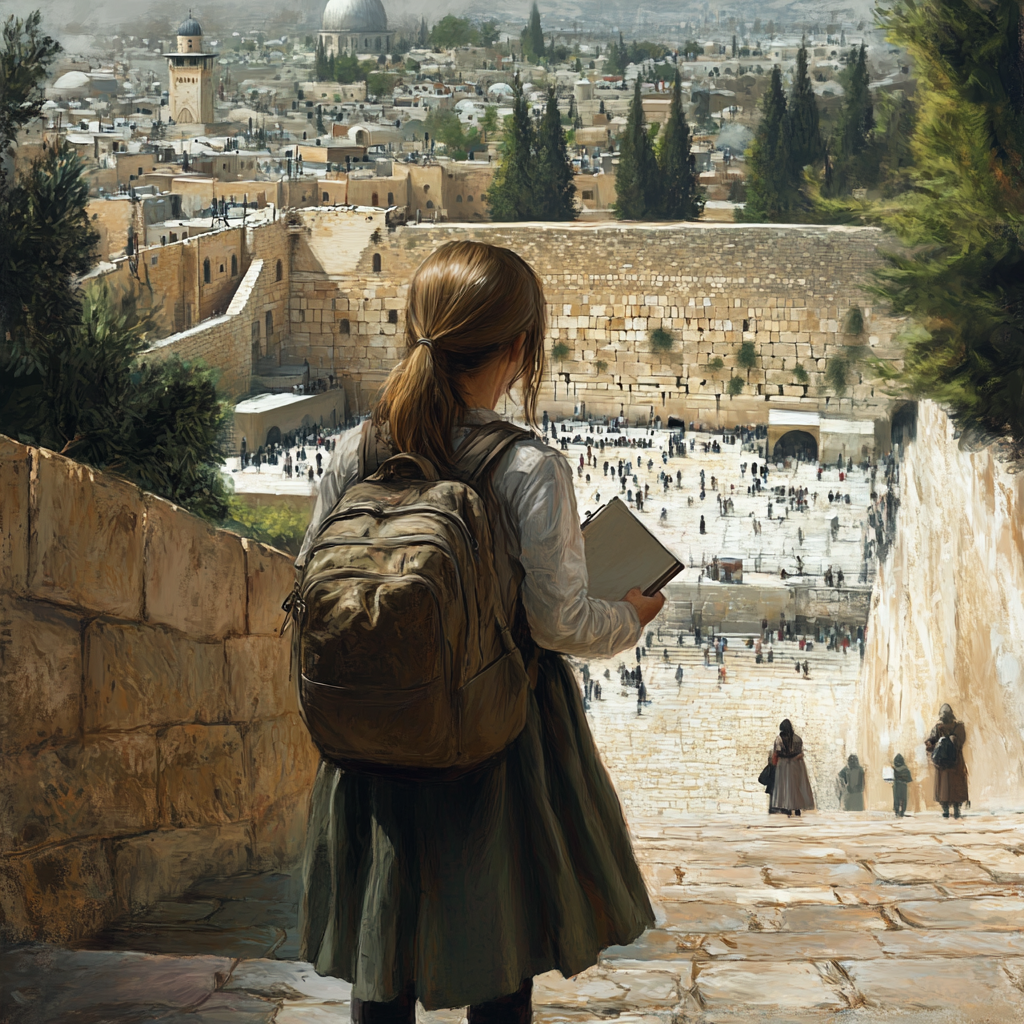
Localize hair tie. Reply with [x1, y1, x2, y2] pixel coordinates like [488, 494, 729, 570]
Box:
[415, 338, 434, 350]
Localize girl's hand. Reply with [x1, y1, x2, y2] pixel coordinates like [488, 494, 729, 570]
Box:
[621, 588, 665, 628]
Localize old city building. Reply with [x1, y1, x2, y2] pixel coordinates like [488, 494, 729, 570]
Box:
[165, 13, 215, 124]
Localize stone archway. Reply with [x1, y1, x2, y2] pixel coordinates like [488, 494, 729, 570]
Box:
[266, 426, 282, 446]
[772, 429, 818, 461]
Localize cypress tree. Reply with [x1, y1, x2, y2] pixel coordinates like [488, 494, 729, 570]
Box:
[314, 36, 327, 81]
[526, 3, 545, 59]
[485, 73, 534, 221]
[534, 86, 577, 220]
[658, 69, 702, 219]
[741, 66, 795, 221]
[787, 43, 822, 170]
[614, 77, 658, 219]
[828, 44, 874, 193]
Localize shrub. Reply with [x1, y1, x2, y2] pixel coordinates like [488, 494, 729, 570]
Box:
[792, 362, 809, 383]
[223, 498, 311, 556]
[843, 305, 864, 335]
[826, 356, 849, 395]
[727, 375, 744, 396]
[709, 356, 725, 372]
[595, 359, 608, 374]
[737, 339, 757, 370]
[650, 327, 673, 352]
[551, 341, 570, 361]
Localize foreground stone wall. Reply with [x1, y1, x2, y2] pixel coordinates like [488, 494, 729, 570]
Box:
[0, 436, 316, 945]
[284, 217, 908, 426]
[852, 402, 1024, 812]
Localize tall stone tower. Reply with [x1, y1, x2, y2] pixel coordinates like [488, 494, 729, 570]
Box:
[166, 13, 216, 124]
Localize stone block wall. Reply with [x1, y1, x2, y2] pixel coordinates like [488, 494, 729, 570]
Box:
[851, 402, 1024, 812]
[282, 217, 908, 426]
[0, 436, 317, 946]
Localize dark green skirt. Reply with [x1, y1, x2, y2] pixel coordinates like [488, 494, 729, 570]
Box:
[298, 650, 655, 1010]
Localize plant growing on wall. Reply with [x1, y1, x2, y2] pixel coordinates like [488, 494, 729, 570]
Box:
[595, 359, 608, 374]
[552, 341, 570, 362]
[843, 305, 864, 335]
[737, 339, 757, 376]
[792, 362, 809, 383]
[650, 327, 674, 352]
[727, 375, 744, 396]
[708, 356, 725, 372]
[825, 355, 849, 395]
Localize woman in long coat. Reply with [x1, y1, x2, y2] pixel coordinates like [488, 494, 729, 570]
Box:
[295, 241, 658, 1024]
[925, 703, 968, 818]
[838, 753, 865, 811]
[770, 719, 815, 816]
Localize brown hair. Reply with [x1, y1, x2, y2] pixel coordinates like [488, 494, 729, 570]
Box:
[372, 240, 547, 471]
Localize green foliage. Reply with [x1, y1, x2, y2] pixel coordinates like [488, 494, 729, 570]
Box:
[873, 88, 917, 196]
[650, 327, 674, 352]
[405, 57, 420, 72]
[726, 375, 745, 396]
[825, 356, 850, 395]
[615, 77, 659, 219]
[595, 359, 609, 374]
[425, 107, 479, 154]
[551, 341, 571, 361]
[315, 104, 326, 135]
[869, 0, 1024, 450]
[737, 339, 757, 370]
[0, 12, 60, 168]
[681, 39, 702, 58]
[655, 70, 704, 220]
[792, 362, 809, 383]
[740, 67, 799, 221]
[843, 305, 864, 335]
[709, 357, 725, 371]
[789, 45, 823, 170]
[480, 21, 500, 47]
[825, 44, 875, 195]
[534, 87, 577, 220]
[523, 2, 544, 60]
[222, 498, 311, 556]
[480, 104, 499, 138]
[366, 72, 399, 98]
[485, 73, 534, 220]
[430, 15, 476, 48]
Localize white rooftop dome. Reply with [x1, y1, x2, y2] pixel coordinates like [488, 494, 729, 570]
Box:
[54, 71, 90, 90]
[321, 0, 388, 32]
[488, 82, 513, 96]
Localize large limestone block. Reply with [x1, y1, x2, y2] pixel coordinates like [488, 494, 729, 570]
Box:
[28, 447, 144, 617]
[245, 714, 319, 823]
[158, 724, 249, 828]
[251, 792, 313, 871]
[0, 435, 31, 595]
[112, 822, 252, 913]
[243, 538, 296, 636]
[0, 599, 81, 754]
[2, 733, 158, 852]
[0, 838, 114, 944]
[143, 495, 246, 638]
[84, 620, 228, 732]
[226, 635, 294, 721]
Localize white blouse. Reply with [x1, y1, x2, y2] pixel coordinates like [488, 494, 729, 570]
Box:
[295, 408, 642, 658]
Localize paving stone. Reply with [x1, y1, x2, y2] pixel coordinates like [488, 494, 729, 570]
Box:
[277, 1003, 357, 1023]
[955, 849, 1024, 882]
[873, 929, 1024, 958]
[894, 897, 1024, 931]
[602, 930, 702, 965]
[693, 962, 847, 1010]
[700, 931, 882, 961]
[842, 957, 1024, 1014]
[225, 959, 351, 1002]
[832, 885, 945, 906]
[204, 896, 298, 930]
[599, 967, 682, 1006]
[158, 991, 279, 1023]
[763, 863, 875, 887]
[867, 861, 993, 885]
[187, 871, 298, 903]
[778, 906, 888, 932]
[533, 968, 631, 1008]
[660, 902, 752, 932]
[87, 923, 282, 959]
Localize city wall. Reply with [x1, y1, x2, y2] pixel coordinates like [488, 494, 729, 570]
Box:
[0, 436, 315, 945]
[851, 402, 1024, 812]
[283, 216, 908, 429]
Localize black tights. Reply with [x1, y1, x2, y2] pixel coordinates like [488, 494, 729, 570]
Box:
[351, 979, 533, 1024]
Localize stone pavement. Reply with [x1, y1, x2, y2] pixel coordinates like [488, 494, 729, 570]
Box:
[4, 814, 1024, 1023]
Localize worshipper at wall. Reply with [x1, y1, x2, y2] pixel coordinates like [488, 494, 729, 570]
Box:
[891, 754, 913, 817]
[294, 240, 658, 1024]
[925, 703, 969, 818]
[770, 719, 816, 817]
[838, 754, 866, 811]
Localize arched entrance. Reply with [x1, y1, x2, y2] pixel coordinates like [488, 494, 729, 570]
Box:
[773, 429, 818, 461]
[890, 401, 918, 448]
[266, 426, 282, 446]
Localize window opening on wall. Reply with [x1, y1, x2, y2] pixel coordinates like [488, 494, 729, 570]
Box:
[467, 195, 473, 202]
[265, 311, 273, 338]
[456, 195, 463, 202]
[388, 309, 398, 323]
[426, 200, 434, 209]
[387, 192, 394, 204]
[340, 318, 350, 334]
[231, 254, 237, 276]
[276, 260, 283, 281]
[203, 257, 210, 284]
[372, 253, 382, 272]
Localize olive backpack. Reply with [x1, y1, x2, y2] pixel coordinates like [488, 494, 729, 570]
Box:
[284, 418, 534, 778]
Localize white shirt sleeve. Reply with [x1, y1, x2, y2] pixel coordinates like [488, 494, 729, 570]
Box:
[495, 440, 643, 658]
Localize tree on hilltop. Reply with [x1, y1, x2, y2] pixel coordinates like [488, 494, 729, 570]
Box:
[614, 77, 659, 219]
[788, 43, 823, 171]
[522, 2, 544, 61]
[658, 68, 703, 219]
[740, 66, 798, 221]
[485, 72, 535, 220]
[534, 86, 577, 220]
[825, 44, 874, 194]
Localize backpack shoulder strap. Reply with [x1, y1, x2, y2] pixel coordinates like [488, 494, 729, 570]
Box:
[453, 420, 536, 484]
[358, 419, 397, 481]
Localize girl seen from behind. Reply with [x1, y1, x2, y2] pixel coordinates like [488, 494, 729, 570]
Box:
[295, 241, 661, 1024]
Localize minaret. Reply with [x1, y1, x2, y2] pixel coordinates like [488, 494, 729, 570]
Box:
[165, 12, 217, 124]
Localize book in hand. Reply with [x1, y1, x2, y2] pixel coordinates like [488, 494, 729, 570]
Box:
[581, 496, 685, 602]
